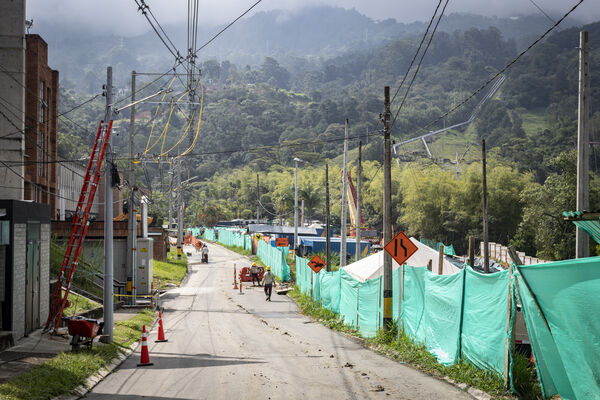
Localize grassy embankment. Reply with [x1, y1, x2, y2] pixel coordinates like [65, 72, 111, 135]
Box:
[0, 309, 155, 400]
[153, 247, 188, 287]
[288, 286, 541, 400]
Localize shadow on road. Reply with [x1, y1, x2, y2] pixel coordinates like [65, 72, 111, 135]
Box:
[119, 353, 264, 370]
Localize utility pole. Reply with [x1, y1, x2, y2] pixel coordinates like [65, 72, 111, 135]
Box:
[256, 174, 260, 222]
[176, 159, 183, 259]
[103, 66, 114, 342]
[127, 70, 137, 306]
[482, 139, 489, 273]
[383, 86, 392, 331]
[577, 30, 590, 258]
[168, 160, 173, 230]
[340, 119, 349, 267]
[301, 199, 305, 227]
[325, 163, 331, 272]
[356, 141, 362, 261]
[294, 157, 301, 252]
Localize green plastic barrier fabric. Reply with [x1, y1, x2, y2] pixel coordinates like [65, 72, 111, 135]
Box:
[216, 229, 252, 251]
[256, 240, 290, 281]
[461, 268, 513, 376]
[203, 228, 216, 241]
[419, 239, 456, 256]
[400, 266, 427, 343]
[295, 256, 342, 314]
[339, 269, 360, 329]
[516, 257, 600, 400]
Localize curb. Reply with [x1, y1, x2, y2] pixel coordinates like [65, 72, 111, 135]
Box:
[52, 316, 158, 400]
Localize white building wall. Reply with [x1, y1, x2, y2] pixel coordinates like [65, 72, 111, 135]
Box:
[12, 224, 26, 340]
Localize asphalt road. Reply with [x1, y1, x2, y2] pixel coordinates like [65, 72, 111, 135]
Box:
[85, 243, 473, 400]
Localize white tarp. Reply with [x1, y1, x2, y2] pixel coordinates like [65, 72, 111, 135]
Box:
[343, 237, 462, 282]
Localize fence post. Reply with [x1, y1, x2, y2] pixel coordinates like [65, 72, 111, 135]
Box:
[504, 267, 514, 388]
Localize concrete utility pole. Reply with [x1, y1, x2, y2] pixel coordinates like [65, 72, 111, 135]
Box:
[482, 139, 489, 273]
[168, 161, 173, 230]
[176, 159, 183, 259]
[301, 199, 305, 227]
[127, 70, 137, 306]
[103, 66, 114, 341]
[383, 86, 392, 331]
[577, 30, 590, 258]
[356, 141, 362, 262]
[256, 174, 260, 222]
[294, 157, 302, 251]
[340, 119, 349, 267]
[325, 163, 331, 272]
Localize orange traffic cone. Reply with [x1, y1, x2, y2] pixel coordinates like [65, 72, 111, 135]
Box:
[233, 264, 238, 289]
[238, 279, 244, 295]
[137, 325, 154, 367]
[155, 311, 168, 343]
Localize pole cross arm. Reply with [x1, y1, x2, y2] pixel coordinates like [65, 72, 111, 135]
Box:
[113, 88, 173, 114]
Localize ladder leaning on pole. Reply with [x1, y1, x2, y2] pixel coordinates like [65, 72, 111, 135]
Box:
[44, 120, 114, 332]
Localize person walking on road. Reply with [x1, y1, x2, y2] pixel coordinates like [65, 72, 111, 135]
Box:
[250, 262, 260, 286]
[262, 266, 276, 301]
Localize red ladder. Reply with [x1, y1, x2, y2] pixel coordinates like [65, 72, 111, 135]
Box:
[45, 120, 113, 331]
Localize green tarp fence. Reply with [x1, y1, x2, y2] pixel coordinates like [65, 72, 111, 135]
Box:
[515, 257, 600, 400]
[203, 228, 216, 241]
[256, 240, 291, 281]
[419, 239, 456, 256]
[217, 229, 252, 252]
[295, 256, 514, 379]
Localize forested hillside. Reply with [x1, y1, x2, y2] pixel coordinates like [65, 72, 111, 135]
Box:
[53, 11, 600, 261]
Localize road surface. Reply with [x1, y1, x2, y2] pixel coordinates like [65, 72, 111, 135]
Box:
[85, 243, 473, 400]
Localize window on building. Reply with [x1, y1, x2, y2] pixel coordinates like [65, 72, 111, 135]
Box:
[39, 81, 46, 124]
[38, 130, 44, 176]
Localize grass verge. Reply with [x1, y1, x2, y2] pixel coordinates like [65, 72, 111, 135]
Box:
[62, 290, 101, 317]
[153, 247, 188, 287]
[288, 286, 541, 400]
[0, 309, 155, 400]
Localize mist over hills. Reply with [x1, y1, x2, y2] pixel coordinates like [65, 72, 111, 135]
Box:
[32, 6, 578, 89]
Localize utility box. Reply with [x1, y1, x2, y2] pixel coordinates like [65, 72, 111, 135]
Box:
[135, 238, 154, 295]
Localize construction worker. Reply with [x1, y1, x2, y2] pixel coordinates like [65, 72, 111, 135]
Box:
[201, 244, 209, 263]
[250, 262, 260, 286]
[262, 266, 276, 301]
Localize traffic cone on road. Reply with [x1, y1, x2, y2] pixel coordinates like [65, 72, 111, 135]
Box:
[137, 325, 154, 367]
[238, 279, 244, 295]
[155, 311, 168, 343]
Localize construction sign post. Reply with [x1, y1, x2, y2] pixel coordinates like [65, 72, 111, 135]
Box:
[384, 231, 418, 266]
[308, 254, 325, 274]
[275, 237, 289, 247]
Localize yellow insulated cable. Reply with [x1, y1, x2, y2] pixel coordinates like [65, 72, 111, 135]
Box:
[143, 77, 176, 155]
[179, 80, 204, 157]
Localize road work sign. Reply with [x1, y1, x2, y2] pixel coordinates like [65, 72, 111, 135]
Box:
[384, 231, 417, 265]
[275, 237, 289, 247]
[308, 254, 325, 274]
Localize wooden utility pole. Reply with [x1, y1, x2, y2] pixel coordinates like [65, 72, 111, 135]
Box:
[256, 174, 260, 222]
[356, 141, 362, 261]
[482, 139, 489, 273]
[383, 86, 392, 330]
[577, 30, 590, 258]
[468, 236, 475, 268]
[438, 245, 444, 275]
[340, 119, 349, 267]
[325, 163, 331, 272]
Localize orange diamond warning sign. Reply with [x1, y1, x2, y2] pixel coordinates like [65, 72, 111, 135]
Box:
[384, 231, 418, 266]
[308, 254, 326, 274]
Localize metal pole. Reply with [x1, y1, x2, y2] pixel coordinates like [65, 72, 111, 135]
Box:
[325, 163, 331, 272]
[356, 141, 362, 261]
[482, 139, 489, 273]
[383, 86, 392, 331]
[131, 189, 137, 305]
[103, 66, 114, 341]
[129, 71, 136, 187]
[301, 199, 305, 227]
[168, 161, 173, 230]
[177, 159, 183, 259]
[128, 70, 136, 306]
[294, 158, 299, 252]
[341, 119, 349, 267]
[577, 30, 590, 258]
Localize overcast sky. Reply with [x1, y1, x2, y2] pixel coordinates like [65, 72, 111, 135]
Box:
[27, 0, 598, 36]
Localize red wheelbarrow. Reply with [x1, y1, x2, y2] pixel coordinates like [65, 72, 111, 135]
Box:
[65, 316, 104, 350]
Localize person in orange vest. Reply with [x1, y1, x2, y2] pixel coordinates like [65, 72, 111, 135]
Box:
[262, 266, 276, 301]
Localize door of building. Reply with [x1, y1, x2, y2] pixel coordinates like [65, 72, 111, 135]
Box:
[25, 223, 41, 333]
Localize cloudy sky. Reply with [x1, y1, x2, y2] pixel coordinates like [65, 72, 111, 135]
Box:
[27, 0, 598, 36]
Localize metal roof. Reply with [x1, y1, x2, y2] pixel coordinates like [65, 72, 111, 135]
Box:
[248, 224, 318, 236]
[563, 211, 600, 245]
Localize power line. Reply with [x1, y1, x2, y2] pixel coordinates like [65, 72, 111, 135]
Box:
[527, 0, 559, 26]
[391, 0, 449, 129]
[396, 0, 585, 141]
[58, 94, 101, 117]
[133, 0, 184, 63]
[390, 0, 442, 106]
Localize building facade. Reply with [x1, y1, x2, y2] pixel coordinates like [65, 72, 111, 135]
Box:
[24, 34, 58, 211]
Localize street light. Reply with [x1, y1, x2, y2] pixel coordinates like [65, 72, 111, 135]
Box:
[293, 157, 304, 253]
